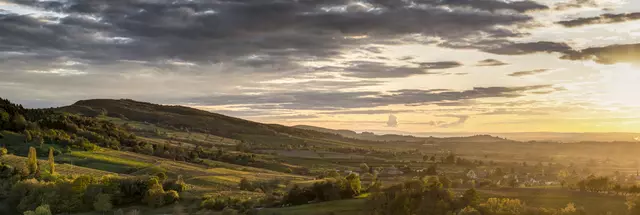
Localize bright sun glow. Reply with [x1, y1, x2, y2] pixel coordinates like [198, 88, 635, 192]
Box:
[596, 63, 640, 107]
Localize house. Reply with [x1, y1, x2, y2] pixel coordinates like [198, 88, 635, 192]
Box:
[466, 170, 477, 179]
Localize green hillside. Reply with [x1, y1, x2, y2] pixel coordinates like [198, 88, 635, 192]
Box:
[1, 97, 637, 215]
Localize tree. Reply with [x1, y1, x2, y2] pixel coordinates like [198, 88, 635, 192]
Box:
[24, 205, 52, 215]
[47, 147, 55, 175]
[360, 163, 370, 173]
[346, 173, 362, 196]
[93, 193, 113, 214]
[628, 196, 640, 215]
[142, 144, 154, 155]
[11, 114, 27, 131]
[461, 188, 480, 207]
[459, 206, 481, 215]
[113, 209, 124, 215]
[144, 182, 166, 208]
[164, 190, 180, 204]
[26, 147, 38, 174]
[327, 170, 340, 178]
[239, 178, 253, 191]
[0, 146, 7, 157]
[36, 206, 52, 215]
[38, 137, 44, 148]
[445, 153, 456, 164]
[479, 198, 524, 215]
[172, 204, 187, 215]
[24, 131, 33, 143]
[426, 165, 437, 175]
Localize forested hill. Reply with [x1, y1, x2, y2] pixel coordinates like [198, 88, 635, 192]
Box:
[59, 99, 514, 144]
[59, 99, 330, 139]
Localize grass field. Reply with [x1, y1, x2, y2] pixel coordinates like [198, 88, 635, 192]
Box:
[257, 199, 367, 215]
[0, 154, 117, 177]
[478, 187, 627, 214]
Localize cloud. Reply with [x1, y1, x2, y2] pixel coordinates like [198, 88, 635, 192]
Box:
[561, 43, 640, 64]
[508, 69, 550, 77]
[185, 85, 558, 110]
[476, 59, 508, 66]
[478, 109, 548, 115]
[341, 61, 429, 78]
[485, 42, 575, 55]
[387, 114, 398, 127]
[0, 0, 541, 68]
[322, 109, 414, 115]
[434, 101, 476, 107]
[554, 0, 599, 10]
[436, 114, 470, 128]
[557, 12, 640, 27]
[416, 61, 463, 70]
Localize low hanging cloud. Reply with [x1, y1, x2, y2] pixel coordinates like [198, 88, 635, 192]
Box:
[485, 42, 575, 55]
[341, 61, 429, 78]
[557, 12, 640, 27]
[416, 61, 464, 70]
[554, 0, 600, 10]
[185, 85, 558, 110]
[508, 69, 550, 77]
[562, 43, 640, 65]
[476, 59, 508, 66]
[436, 114, 470, 128]
[321, 109, 414, 115]
[478, 109, 548, 116]
[387, 114, 398, 127]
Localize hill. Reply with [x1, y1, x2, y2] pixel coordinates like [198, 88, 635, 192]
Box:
[2, 97, 638, 215]
[62, 99, 296, 138]
[294, 125, 513, 143]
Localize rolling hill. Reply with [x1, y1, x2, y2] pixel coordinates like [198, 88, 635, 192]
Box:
[294, 124, 514, 143]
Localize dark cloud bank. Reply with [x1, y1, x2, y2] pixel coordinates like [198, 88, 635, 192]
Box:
[185, 85, 558, 110]
[3, 0, 630, 113]
[557, 12, 640, 27]
[1, 0, 548, 70]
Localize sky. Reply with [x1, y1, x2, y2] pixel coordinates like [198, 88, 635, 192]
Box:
[1, 0, 640, 133]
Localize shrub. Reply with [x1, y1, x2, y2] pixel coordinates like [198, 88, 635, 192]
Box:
[144, 184, 165, 208]
[23, 204, 52, 215]
[222, 207, 239, 215]
[164, 190, 180, 204]
[200, 196, 256, 211]
[93, 193, 113, 213]
[113, 209, 124, 215]
[239, 178, 253, 191]
[0, 147, 7, 156]
[164, 175, 187, 192]
[155, 172, 167, 183]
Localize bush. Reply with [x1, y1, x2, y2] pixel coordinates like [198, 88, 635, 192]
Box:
[144, 184, 165, 208]
[201, 196, 256, 211]
[284, 185, 313, 205]
[0, 147, 7, 156]
[222, 207, 239, 215]
[93, 193, 112, 213]
[155, 172, 167, 183]
[164, 190, 180, 204]
[239, 178, 253, 191]
[23, 204, 52, 215]
[164, 175, 187, 192]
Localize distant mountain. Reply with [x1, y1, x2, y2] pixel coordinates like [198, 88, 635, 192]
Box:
[294, 125, 513, 143]
[342, 129, 640, 143]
